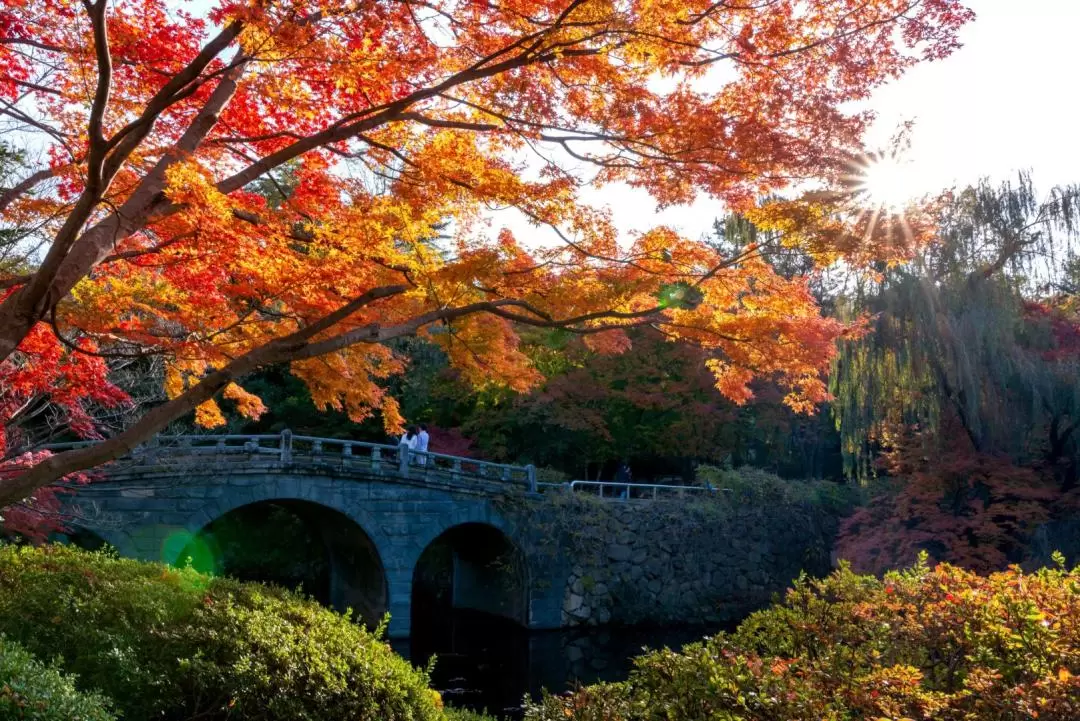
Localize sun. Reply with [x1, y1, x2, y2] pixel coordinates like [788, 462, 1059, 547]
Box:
[855, 154, 924, 212]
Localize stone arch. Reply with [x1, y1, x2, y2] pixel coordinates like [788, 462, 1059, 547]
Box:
[412, 521, 530, 629]
[171, 474, 395, 557]
[174, 484, 390, 627]
[51, 525, 110, 552]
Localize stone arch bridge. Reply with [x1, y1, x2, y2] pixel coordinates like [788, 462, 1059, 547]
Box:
[56, 431, 563, 638]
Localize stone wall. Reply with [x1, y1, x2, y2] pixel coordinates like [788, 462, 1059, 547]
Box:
[507, 493, 837, 628]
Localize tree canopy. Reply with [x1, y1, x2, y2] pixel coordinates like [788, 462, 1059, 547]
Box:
[831, 176, 1080, 572]
[832, 175, 1080, 482]
[0, 0, 973, 509]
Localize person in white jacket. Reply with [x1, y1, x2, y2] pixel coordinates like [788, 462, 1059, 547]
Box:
[399, 426, 419, 465]
[416, 424, 430, 466]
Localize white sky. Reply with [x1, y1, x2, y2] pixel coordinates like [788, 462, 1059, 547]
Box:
[495, 0, 1080, 248]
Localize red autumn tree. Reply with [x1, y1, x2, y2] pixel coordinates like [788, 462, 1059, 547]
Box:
[835, 420, 1072, 574]
[0, 0, 972, 511]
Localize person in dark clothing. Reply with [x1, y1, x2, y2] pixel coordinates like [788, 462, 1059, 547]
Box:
[615, 461, 631, 499]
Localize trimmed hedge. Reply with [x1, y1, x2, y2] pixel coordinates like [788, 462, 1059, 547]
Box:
[526, 556, 1080, 721]
[0, 636, 115, 721]
[0, 544, 442, 721]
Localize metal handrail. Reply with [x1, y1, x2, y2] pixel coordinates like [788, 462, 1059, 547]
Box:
[38, 430, 537, 492]
[568, 480, 719, 500]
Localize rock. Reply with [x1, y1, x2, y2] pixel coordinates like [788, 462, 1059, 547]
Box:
[597, 607, 612, 624]
[592, 583, 608, 596]
[566, 645, 584, 663]
[647, 579, 662, 594]
[572, 578, 584, 595]
[566, 593, 584, 612]
[608, 544, 632, 562]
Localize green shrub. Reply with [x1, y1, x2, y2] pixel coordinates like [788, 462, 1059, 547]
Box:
[0, 544, 443, 721]
[696, 464, 861, 514]
[526, 556, 1080, 720]
[533, 467, 570, 484]
[444, 709, 500, 721]
[0, 636, 115, 721]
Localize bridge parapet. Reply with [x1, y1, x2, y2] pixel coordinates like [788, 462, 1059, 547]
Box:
[43, 430, 538, 492]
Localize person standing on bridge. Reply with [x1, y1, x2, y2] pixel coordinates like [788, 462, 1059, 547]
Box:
[416, 424, 430, 466]
[615, 460, 632, 500]
[400, 426, 419, 465]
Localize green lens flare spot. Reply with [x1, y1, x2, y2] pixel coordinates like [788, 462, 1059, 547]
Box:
[162, 530, 221, 575]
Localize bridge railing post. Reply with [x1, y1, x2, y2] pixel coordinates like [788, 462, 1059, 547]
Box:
[451, 458, 461, 482]
[526, 464, 537, 493]
[371, 447, 381, 474]
[279, 429, 293, 464]
[398, 444, 409, 478]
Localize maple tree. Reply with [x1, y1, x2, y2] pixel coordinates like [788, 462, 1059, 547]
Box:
[0, 0, 973, 511]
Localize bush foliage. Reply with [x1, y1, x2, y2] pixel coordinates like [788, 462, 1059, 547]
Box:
[526, 557, 1080, 721]
[0, 636, 115, 721]
[443, 710, 500, 721]
[697, 465, 862, 517]
[0, 544, 443, 721]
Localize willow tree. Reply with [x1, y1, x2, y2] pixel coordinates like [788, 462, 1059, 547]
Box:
[832, 175, 1080, 484]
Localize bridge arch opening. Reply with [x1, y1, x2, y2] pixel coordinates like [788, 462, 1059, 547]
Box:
[179, 500, 388, 627]
[412, 522, 529, 628]
[409, 523, 531, 709]
[51, 527, 109, 552]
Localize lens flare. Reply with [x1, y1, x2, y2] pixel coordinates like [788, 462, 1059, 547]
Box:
[162, 529, 220, 574]
[855, 154, 923, 212]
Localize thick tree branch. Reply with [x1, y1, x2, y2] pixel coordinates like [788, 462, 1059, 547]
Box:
[1, 285, 671, 499]
[0, 49, 248, 365]
[0, 283, 408, 503]
[0, 165, 66, 213]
